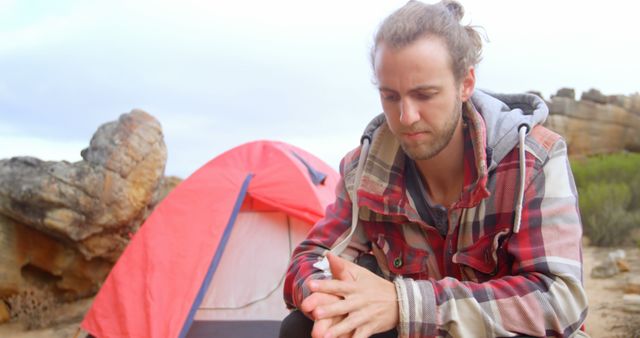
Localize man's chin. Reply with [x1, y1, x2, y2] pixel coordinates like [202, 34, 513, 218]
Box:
[400, 144, 438, 161]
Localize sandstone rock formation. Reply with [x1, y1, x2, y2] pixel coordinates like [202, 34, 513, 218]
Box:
[0, 110, 180, 300]
[627, 276, 640, 295]
[554, 87, 576, 100]
[544, 88, 640, 157]
[580, 88, 608, 105]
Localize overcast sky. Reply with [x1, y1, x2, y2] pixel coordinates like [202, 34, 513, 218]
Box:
[1, 0, 639, 177]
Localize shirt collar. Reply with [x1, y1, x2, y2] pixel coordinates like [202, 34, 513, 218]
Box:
[356, 101, 490, 218]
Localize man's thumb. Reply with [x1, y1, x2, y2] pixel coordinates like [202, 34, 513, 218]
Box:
[326, 252, 355, 281]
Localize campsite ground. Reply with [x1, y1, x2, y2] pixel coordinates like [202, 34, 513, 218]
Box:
[0, 245, 638, 338]
[582, 245, 640, 338]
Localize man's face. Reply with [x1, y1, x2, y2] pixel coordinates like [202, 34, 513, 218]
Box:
[374, 36, 473, 161]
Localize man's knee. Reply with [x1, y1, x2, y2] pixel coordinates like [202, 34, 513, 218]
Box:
[279, 310, 313, 338]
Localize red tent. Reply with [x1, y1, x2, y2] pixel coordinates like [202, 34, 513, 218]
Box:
[81, 140, 339, 338]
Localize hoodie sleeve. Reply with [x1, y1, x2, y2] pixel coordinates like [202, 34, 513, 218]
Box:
[394, 135, 588, 337]
[283, 147, 370, 310]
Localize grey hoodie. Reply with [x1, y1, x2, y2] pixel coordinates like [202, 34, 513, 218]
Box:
[323, 89, 551, 259]
[471, 90, 549, 171]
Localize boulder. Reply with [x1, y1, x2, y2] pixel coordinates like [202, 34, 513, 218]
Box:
[544, 96, 640, 157]
[0, 301, 8, 324]
[608, 95, 631, 110]
[626, 275, 640, 295]
[630, 93, 640, 115]
[0, 110, 180, 299]
[581, 88, 608, 104]
[132, 175, 183, 233]
[0, 110, 167, 262]
[591, 259, 619, 279]
[554, 87, 575, 100]
[623, 294, 640, 313]
[590, 250, 629, 279]
[0, 204, 114, 299]
[617, 259, 631, 273]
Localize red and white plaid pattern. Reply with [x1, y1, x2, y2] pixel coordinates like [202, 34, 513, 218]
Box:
[284, 101, 587, 337]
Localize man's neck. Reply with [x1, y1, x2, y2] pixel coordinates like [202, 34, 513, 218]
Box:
[414, 118, 466, 207]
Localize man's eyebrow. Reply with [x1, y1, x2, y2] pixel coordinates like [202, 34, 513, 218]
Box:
[378, 86, 396, 92]
[411, 85, 440, 91]
[377, 85, 441, 92]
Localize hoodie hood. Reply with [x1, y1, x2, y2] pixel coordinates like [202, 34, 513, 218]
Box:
[320, 90, 551, 259]
[470, 90, 549, 171]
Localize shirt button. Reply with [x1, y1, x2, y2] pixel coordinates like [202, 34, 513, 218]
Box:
[393, 256, 403, 268]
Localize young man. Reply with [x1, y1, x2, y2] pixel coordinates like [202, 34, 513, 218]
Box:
[282, 1, 588, 337]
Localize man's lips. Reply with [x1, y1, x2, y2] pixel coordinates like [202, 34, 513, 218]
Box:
[402, 130, 429, 140]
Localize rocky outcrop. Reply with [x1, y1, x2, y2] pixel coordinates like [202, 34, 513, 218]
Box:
[553, 87, 576, 100]
[543, 88, 640, 157]
[0, 213, 113, 299]
[0, 110, 180, 299]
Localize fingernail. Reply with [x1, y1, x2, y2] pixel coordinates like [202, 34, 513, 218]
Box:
[309, 281, 317, 289]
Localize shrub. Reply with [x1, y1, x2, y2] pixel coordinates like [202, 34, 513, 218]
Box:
[578, 182, 639, 246]
[571, 152, 640, 246]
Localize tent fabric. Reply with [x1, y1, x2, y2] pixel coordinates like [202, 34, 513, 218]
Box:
[192, 211, 311, 321]
[81, 140, 339, 338]
[178, 173, 253, 338]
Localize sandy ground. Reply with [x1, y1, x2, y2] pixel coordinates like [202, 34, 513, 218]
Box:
[0, 246, 638, 338]
[582, 246, 640, 338]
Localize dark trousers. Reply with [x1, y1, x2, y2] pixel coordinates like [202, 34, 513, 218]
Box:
[279, 310, 398, 338]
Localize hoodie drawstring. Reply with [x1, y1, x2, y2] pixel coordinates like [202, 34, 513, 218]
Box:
[513, 124, 529, 233]
[313, 119, 530, 275]
[313, 136, 373, 276]
[330, 138, 370, 256]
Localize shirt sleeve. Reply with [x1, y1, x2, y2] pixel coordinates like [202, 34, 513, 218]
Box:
[394, 138, 588, 337]
[283, 148, 370, 310]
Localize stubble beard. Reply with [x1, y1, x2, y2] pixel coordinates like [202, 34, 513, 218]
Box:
[400, 97, 462, 161]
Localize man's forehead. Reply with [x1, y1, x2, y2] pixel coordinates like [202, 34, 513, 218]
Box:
[373, 36, 455, 92]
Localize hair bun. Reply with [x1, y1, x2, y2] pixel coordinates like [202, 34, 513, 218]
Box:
[441, 0, 464, 21]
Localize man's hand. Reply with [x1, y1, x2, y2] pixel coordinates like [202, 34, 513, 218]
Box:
[300, 292, 349, 338]
[303, 253, 399, 338]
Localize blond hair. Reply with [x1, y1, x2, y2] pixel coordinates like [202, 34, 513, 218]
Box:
[371, 0, 483, 82]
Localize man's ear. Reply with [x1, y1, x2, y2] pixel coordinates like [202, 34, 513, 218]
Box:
[460, 67, 476, 102]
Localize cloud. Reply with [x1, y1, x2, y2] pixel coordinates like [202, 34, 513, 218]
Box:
[1, 0, 639, 177]
[0, 81, 11, 100]
[0, 134, 85, 163]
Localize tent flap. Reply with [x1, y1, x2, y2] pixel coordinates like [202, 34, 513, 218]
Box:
[178, 174, 254, 338]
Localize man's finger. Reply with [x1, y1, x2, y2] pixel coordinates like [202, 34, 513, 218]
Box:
[313, 297, 358, 319]
[311, 317, 333, 338]
[326, 253, 354, 281]
[352, 324, 374, 338]
[309, 279, 355, 296]
[301, 291, 342, 316]
[325, 311, 367, 338]
[300, 293, 321, 315]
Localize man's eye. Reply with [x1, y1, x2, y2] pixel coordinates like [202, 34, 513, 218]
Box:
[416, 93, 434, 100]
[381, 93, 399, 102]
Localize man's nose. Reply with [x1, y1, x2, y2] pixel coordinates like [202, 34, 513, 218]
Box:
[399, 99, 420, 126]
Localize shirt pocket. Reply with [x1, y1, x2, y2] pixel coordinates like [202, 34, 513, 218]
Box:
[453, 228, 511, 282]
[363, 223, 430, 280]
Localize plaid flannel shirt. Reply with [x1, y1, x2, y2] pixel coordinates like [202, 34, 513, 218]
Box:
[284, 99, 587, 337]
